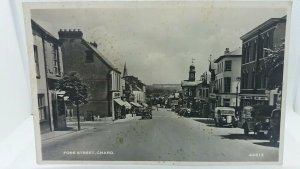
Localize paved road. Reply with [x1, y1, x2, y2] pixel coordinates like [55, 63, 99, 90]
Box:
[42, 108, 279, 161]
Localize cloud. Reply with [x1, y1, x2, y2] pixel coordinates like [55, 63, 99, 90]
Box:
[31, 6, 287, 84]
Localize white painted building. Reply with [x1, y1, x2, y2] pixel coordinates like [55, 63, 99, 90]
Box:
[214, 48, 242, 107]
[32, 20, 66, 133]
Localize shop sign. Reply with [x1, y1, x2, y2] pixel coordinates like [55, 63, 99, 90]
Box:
[254, 96, 268, 100]
[240, 96, 252, 100]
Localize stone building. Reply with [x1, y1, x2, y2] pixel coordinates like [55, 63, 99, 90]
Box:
[239, 16, 286, 107]
[181, 64, 202, 109]
[58, 29, 122, 120]
[31, 20, 66, 133]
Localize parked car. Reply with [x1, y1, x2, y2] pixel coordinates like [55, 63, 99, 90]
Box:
[178, 108, 187, 116]
[214, 107, 237, 127]
[136, 107, 145, 116]
[141, 108, 152, 119]
[239, 105, 273, 136]
[268, 109, 281, 144]
[190, 108, 200, 117]
[254, 117, 271, 137]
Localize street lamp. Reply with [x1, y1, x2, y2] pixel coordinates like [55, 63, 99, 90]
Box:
[235, 77, 241, 115]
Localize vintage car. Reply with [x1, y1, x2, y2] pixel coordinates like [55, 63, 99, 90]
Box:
[141, 108, 152, 119]
[268, 109, 281, 143]
[178, 108, 188, 116]
[214, 107, 237, 127]
[239, 105, 273, 136]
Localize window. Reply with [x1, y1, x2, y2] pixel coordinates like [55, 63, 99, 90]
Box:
[38, 94, 46, 120]
[199, 89, 202, 97]
[244, 73, 248, 89]
[251, 71, 256, 89]
[223, 99, 230, 107]
[263, 35, 270, 58]
[53, 46, 61, 76]
[206, 89, 209, 98]
[33, 45, 40, 78]
[221, 62, 223, 72]
[225, 60, 232, 71]
[85, 50, 94, 63]
[253, 42, 257, 61]
[247, 45, 251, 63]
[242, 46, 246, 64]
[224, 77, 231, 93]
[220, 78, 223, 93]
[247, 45, 251, 62]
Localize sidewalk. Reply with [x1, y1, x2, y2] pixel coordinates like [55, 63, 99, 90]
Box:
[41, 114, 140, 142]
[113, 114, 141, 123]
[41, 126, 91, 142]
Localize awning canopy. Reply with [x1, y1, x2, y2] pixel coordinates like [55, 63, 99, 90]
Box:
[130, 102, 143, 108]
[124, 101, 132, 109]
[141, 103, 149, 107]
[114, 98, 126, 106]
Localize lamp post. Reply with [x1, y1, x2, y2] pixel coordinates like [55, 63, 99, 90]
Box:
[235, 77, 241, 115]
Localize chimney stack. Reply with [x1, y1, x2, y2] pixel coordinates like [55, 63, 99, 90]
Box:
[58, 29, 83, 39]
[224, 48, 230, 55]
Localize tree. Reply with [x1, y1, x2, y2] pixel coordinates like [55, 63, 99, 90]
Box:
[263, 39, 285, 89]
[56, 72, 88, 131]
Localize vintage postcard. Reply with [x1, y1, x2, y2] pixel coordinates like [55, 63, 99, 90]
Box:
[23, 0, 291, 165]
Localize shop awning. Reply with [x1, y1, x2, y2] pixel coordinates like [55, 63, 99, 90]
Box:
[124, 101, 132, 109]
[141, 103, 149, 107]
[114, 98, 126, 106]
[130, 102, 143, 108]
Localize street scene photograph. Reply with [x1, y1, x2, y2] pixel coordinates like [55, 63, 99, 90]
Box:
[25, 2, 288, 163]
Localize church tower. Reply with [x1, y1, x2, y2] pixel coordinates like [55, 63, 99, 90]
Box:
[189, 59, 196, 81]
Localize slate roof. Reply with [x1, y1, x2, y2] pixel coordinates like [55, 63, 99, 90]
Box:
[214, 48, 242, 63]
[82, 40, 120, 73]
[31, 20, 61, 44]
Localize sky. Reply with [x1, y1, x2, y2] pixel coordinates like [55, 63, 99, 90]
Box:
[31, 5, 287, 85]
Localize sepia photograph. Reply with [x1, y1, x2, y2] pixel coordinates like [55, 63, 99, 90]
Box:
[23, 1, 290, 164]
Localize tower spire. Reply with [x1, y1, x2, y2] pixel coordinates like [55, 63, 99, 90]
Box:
[123, 62, 128, 77]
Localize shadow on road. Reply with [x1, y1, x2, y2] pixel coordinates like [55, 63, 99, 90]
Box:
[253, 142, 279, 148]
[220, 134, 267, 140]
[193, 119, 214, 124]
[193, 119, 232, 128]
[56, 126, 76, 131]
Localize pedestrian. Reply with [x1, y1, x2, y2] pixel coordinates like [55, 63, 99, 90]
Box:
[156, 104, 159, 111]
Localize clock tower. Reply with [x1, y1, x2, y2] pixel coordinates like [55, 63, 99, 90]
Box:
[189, 64, 196, 81]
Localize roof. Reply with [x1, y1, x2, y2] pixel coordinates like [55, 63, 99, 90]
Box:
[214, 48, 242, 63]
[181, 80, 202, 87]
[240, 16, 286, 40]
[82, 40, 120, 73]
[31, 20, 61, 45]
